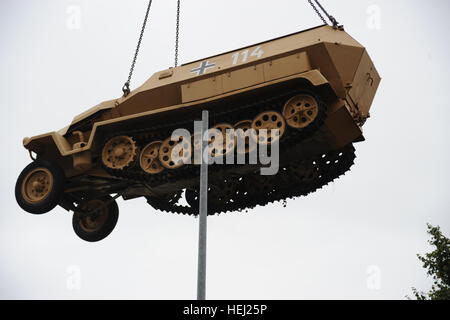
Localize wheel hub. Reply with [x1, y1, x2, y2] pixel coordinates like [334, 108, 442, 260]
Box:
[113, 147, 125, 157]
[21, 168, 53, 203]
[78, 199, 108, 232]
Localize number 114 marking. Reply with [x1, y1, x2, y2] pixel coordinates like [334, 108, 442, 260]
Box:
[232, 46, 264, 65]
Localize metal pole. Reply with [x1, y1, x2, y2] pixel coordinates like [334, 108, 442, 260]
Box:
[197, 110, 209, 300]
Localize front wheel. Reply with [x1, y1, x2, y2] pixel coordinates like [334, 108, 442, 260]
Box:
[15, 160, 65, 214]
[72, 195, 119, 242]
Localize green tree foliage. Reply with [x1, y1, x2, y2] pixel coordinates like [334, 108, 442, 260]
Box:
[411, 224, 450, 300]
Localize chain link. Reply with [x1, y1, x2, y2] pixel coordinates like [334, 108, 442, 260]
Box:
[313, 0, 339, 26]
[122, 0, 153, 97]
[175, 0, 181, 67]
[307, 0, 327, 25]
[307, 0, 339, 27]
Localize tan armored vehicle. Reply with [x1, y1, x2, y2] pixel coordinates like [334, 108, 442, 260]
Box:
[15, 25, 380, 241]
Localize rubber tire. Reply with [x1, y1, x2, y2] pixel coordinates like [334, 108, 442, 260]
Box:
[15, 160, 65, 214]
[72, 195, 119, 242]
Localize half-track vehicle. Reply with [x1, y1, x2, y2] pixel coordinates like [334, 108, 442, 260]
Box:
[15, 25, 380, 241]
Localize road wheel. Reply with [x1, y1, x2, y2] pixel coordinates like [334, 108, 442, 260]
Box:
[139, 141, 165, 174]
[15, 160, 65, 214]
[208, 123, 236, 157]
[159, 136, 191, 169]
[72, 195, 119, 242]
[234, 120, 256, 155]
[251, 111, 286, 145]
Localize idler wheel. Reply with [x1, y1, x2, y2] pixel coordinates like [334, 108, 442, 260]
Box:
[282, 94, 319, 129]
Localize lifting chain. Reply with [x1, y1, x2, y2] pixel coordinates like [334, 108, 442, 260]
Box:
[121, 0, 338, 97]
[307, 0, 339, 27]
[175, 0, 181, 67]
[122, 0, 153, 97]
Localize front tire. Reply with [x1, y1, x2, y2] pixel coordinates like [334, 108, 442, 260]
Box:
[15, 160, 65, 214]
[72, 195, 119, 242]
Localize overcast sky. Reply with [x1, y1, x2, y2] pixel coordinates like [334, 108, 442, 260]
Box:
[1, 0, 449, 299]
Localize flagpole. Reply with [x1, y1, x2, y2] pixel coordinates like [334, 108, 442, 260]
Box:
[197, 110, 209, 300]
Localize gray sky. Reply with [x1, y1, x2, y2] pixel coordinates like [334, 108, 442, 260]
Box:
[0, 0, 449, 299]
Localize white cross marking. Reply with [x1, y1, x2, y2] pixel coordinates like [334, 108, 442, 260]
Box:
[190, 61, 216, 76]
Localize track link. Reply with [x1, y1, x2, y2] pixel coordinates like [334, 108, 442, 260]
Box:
[146, 144, 356, 215]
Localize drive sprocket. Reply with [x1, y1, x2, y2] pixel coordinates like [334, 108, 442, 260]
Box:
[102, 136, 138, 170]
